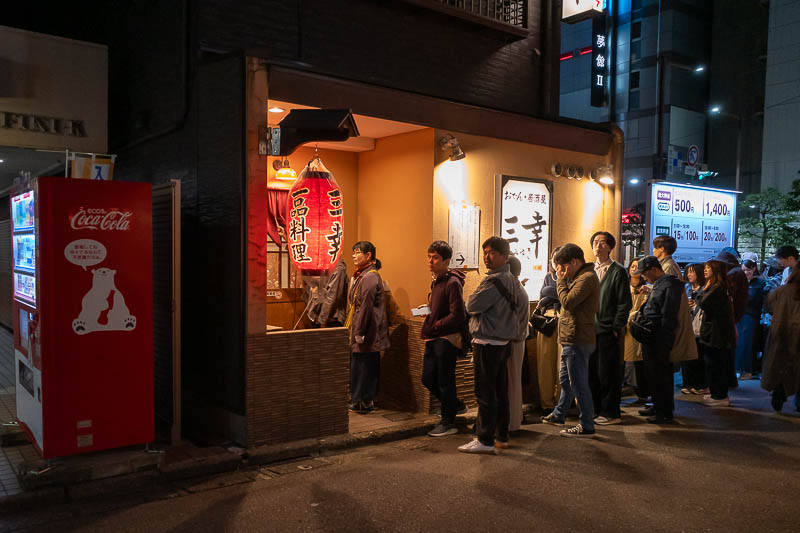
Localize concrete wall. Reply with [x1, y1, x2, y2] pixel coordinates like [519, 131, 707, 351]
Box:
[0, 25, 107, 153]
[761, 0, 800, 192]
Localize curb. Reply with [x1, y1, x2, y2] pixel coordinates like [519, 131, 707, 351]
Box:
[1, 412, 475, 511]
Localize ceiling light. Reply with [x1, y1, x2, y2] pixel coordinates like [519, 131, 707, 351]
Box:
[0, 159, 4, 163]
[268, 106, 285, 113]
[599, 176, 614, 185]
[694, 65, 705, 72]
[710, 106, 721, 114]
[629, 177, 640, 185]
[273, 158, 297, 181]
[439, 134, 465, 161]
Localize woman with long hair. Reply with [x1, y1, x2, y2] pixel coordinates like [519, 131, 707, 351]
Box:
[624, 256, 649, 402]
[762, 265, 800, 411]
[346, 241, 390, 413]
[696, 260, 736, 406]
[735, 259, 767, 380]
[682, 263, 707, 394]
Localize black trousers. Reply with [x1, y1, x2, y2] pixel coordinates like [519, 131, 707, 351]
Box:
[703, 345, 729, 400]
[350, 351, 380, 402]
[589, 331, 624, 418]
[681, 339, 707, 390]
[473, 342, 512, 446]
[634, 360, 650, 399]
[642, 345, 674, 417]
[422, 339, 459, 424]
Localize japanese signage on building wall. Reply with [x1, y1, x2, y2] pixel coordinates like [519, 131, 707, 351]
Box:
[591, 15, 607, 107]
[649, 183, 738, 264]
[448, 203, 481, 269]
[498, 177, 552, 302]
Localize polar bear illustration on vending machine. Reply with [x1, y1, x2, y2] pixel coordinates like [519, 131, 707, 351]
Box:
[72, 267, 137, 335]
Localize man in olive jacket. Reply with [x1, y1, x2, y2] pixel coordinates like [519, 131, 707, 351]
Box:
[589, 231, 633, 425]
[542, 243, 600, 437]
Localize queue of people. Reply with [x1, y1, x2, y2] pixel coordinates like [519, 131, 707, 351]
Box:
[334, 233, 800, 455]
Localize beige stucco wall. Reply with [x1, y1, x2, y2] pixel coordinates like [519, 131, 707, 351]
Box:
[0, 26, 108, 152]
[432, 129, 620, 299]
[357, 129, 434, 315]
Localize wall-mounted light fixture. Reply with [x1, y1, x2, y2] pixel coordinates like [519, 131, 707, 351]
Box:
[596, 165, 615, 185]
[272, 158, 297, 181]
[439, 134, 465, 161]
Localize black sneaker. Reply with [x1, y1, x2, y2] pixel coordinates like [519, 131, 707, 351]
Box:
[541, 413, 565, 426]
[771, 385, 786, 412]
[559, 424, 595, 437]
[638, 407, 655, 417]
[646, 415, 674, 424]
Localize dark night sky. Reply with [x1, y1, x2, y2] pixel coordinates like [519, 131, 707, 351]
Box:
[4, 2, 114, 45]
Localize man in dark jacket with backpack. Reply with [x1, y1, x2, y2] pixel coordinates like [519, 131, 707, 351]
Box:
[421, 241, 467, 437]
[635, 256, 684, 423]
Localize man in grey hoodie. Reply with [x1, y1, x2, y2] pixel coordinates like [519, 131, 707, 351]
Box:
[458, 237, 525, 455]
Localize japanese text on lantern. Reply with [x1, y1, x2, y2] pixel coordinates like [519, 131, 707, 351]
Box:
[325, 189, 343, 260]
[289, 187, 312, 263]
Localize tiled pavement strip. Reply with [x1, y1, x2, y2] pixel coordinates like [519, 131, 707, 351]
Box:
[0, 324, 447, 501]
[0, 326, 36, 499]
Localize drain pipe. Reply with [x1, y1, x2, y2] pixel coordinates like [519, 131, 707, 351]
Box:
[611, 123, 625, 260]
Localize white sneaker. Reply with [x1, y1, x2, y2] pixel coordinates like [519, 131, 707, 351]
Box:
[595, 416, 622, 425]
[457, 438, 496, 455]
[702, 396, 730, 407]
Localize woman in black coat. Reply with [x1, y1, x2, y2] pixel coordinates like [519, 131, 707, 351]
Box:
[696, 260, 737, 406]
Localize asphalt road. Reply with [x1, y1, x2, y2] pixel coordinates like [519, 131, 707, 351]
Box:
[3, 382, 799, 532]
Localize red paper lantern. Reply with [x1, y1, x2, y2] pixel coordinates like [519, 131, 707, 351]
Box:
[286, 156, 344, 275]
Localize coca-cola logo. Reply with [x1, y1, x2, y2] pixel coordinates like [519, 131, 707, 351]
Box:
[71, 208, 132, 231]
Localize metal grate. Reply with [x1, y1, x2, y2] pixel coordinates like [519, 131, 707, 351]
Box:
[435, 0, 527, 28]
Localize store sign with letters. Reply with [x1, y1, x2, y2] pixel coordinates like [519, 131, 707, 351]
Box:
[498, 176, 552, 302]
[649, 183, 738, 264]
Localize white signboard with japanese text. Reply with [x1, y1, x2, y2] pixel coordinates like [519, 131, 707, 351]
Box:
[498, 177, 552, 302]
[448, 203, 481, 269]
[563, 0, 604, 22]
[649, 182, 738, 264]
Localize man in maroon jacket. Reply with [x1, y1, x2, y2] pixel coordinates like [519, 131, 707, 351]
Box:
[421, 240, 468, 437]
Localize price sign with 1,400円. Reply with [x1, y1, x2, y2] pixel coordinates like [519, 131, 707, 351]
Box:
[649, 182, 738, 264]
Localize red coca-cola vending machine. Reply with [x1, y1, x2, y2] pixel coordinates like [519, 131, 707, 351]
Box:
[11, 177, 153, 459]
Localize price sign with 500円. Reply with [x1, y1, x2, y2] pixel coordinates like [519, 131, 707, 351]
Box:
[649, 182, 738, 264]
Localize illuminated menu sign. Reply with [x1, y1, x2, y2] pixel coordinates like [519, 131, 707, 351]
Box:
[591, 15, 607, 107]
[499, 177, 552, 302]
[649, 183, 738, 264]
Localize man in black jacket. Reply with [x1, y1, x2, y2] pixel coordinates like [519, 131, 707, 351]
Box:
[636, 256, 684, 424]
[589, 231, 633, 425]
[421, 241, 467, 437]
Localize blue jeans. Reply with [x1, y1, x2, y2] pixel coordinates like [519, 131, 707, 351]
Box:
[552, 343, 595, 431]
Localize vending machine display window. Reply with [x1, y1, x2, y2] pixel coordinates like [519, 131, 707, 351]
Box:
[13, 234, 36, 272]
[14, 272, 36, 306]
[11, 191, 35, 231]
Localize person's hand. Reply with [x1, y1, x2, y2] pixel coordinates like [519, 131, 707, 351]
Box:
[355, 335, 365, 344]
[638, 285, 651, 294]
[688, 299, 696, 310]
[555, 264, 568, 280]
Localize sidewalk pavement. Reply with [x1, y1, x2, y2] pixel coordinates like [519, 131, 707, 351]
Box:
[1, 406, 471, 512]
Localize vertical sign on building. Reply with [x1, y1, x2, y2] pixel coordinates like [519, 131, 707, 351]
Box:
[591, 14, 607, 107]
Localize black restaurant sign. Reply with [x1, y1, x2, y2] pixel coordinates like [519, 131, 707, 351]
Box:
[591, 15, 607, 107]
